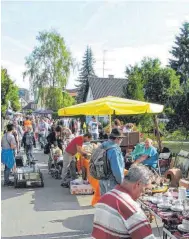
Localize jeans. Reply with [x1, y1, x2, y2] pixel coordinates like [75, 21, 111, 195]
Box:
[38, 133, 46, 146]
[25, 145, 34, 162]
[61, 152, 76, 183]
[92, 133, 98, 140]
[100, 178, 117, 196]
[4, 165, 11, 184]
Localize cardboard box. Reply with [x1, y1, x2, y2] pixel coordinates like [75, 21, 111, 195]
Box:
[70, 183, 93, 195]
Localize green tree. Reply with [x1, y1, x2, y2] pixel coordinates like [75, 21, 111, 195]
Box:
[123, 65, 145, 101]
[23, 30, 72, 109]
[167, 83, 189, 139]
[1, 67, 21, 116]
[124, 58, 180, 105]
[76, 46, 96, 103]
[169, 22, 189, 84]
[123, 58, 181, 134]
[45, 87, 75, 111]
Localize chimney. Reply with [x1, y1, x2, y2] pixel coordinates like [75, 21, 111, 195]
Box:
[108, 75, 114, 79]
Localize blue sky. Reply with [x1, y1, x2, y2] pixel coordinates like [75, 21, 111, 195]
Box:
[1, 0, 189, 90]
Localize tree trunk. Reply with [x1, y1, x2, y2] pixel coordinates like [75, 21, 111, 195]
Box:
[153, 115, 162, 152]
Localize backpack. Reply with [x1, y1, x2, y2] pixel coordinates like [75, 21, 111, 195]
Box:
[25, 133, 33, 146]
[89, 145, 115, 180]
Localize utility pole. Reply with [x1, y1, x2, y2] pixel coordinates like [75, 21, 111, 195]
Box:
[103, 50, 107, 78]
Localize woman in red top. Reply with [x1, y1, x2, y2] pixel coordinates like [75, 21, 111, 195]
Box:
[61, 133, 92, 187]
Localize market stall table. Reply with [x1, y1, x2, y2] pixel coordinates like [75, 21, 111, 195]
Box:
[139, 198, 189, 239]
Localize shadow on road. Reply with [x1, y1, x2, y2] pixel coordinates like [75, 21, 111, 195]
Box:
[1, 231, 92, 239]
[1, 152, 93, 211]
[51, 214, 94, 232]
[1, 184, 34, 201]
[30, 186, 92, 211]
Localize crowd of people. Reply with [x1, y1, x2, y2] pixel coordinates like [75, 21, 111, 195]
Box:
[1, 113, 159, 238]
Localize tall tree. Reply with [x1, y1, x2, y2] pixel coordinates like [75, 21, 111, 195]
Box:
[23, 30, 72, 109]
[167, 82, 189, 139]
[124, 58, 180, 106]
[123, 58, 181, 135]
[123, 64, 145, 101]
[1, 67, 21, 116]
[169, 22, 189, 84]
[76, 46, 96, 103]
[45, 88, 75, 111]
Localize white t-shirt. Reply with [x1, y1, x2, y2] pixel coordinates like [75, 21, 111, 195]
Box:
[89, 120, 99, 134]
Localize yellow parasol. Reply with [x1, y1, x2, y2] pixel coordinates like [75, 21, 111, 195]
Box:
[58, 96, 164, 116]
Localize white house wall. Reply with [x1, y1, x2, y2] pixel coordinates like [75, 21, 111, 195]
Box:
[86, 87, 93, 102]
[85, 87, 108, 124]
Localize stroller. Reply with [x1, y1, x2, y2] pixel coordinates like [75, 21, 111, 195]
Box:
[48, 143, 63, 179]
[14, 154, 44, 188]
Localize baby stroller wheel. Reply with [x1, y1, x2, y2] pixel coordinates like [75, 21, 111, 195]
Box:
[51, 171, 55, 178]
[40, 172, 44, 187]
[58, 165, 62, 179]
[14, 175, 18, 188]
[55, 171, 59, 179]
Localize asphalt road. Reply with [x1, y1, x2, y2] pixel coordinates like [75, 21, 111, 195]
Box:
[1, 147, 94, 239]
[1, 147, 163, 239]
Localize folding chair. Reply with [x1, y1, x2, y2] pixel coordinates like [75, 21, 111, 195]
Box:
[158, 152, 171, 174]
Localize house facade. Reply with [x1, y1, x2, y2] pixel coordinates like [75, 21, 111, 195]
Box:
[19, 97, 28, 110]
[18, 88, 30, 102]
[85, 75, 126, 123]
[22, 101, 38, 112]
[66, 88, 78, 99]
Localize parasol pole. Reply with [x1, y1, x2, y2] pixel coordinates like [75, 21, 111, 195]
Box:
[153, 115, 162, 152]
[109, 114, 112, 133]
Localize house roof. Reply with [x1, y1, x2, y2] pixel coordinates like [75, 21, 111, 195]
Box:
[66, 88, 77, 97]
[19, 97, 28, 104]
[88, 77, 126, 100]
[22, 101, 37, 110]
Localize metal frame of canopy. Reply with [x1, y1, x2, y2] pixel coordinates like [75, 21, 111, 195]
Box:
[58, 96, 164, 151]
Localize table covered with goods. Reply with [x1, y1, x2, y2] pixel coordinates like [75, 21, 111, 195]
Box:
[140, 185, 189, 239]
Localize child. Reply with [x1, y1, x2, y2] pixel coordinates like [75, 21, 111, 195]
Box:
[52, 141, 63, 158]
[50, 141, 63, 177]
[22, 126, 36, 163]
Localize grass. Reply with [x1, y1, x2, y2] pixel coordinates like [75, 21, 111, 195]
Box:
[162, 141, 189, 154]
[142, 133, 189, 153]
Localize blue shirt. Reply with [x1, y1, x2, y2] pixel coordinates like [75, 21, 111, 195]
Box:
[142, 146, 158, 168]
[102, 140, 125, 184]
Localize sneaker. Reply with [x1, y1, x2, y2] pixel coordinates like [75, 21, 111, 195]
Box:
[60, 182, 69, 188]
[4, 181, 14, 186]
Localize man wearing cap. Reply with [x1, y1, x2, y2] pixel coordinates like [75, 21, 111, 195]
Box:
[100, 128, 125, 195]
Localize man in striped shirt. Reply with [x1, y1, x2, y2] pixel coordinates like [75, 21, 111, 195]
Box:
[92, 165, 155, 239]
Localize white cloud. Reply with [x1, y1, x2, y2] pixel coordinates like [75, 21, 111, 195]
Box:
[166, 19, 180, 28]
[184, 15, 189, 22]
[1, 60, 30, 89]
[2, 41, 173, 90]
[2, 36, 31, 52]
[82, 3, 106, 32]
[67, 42, 173, 88]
